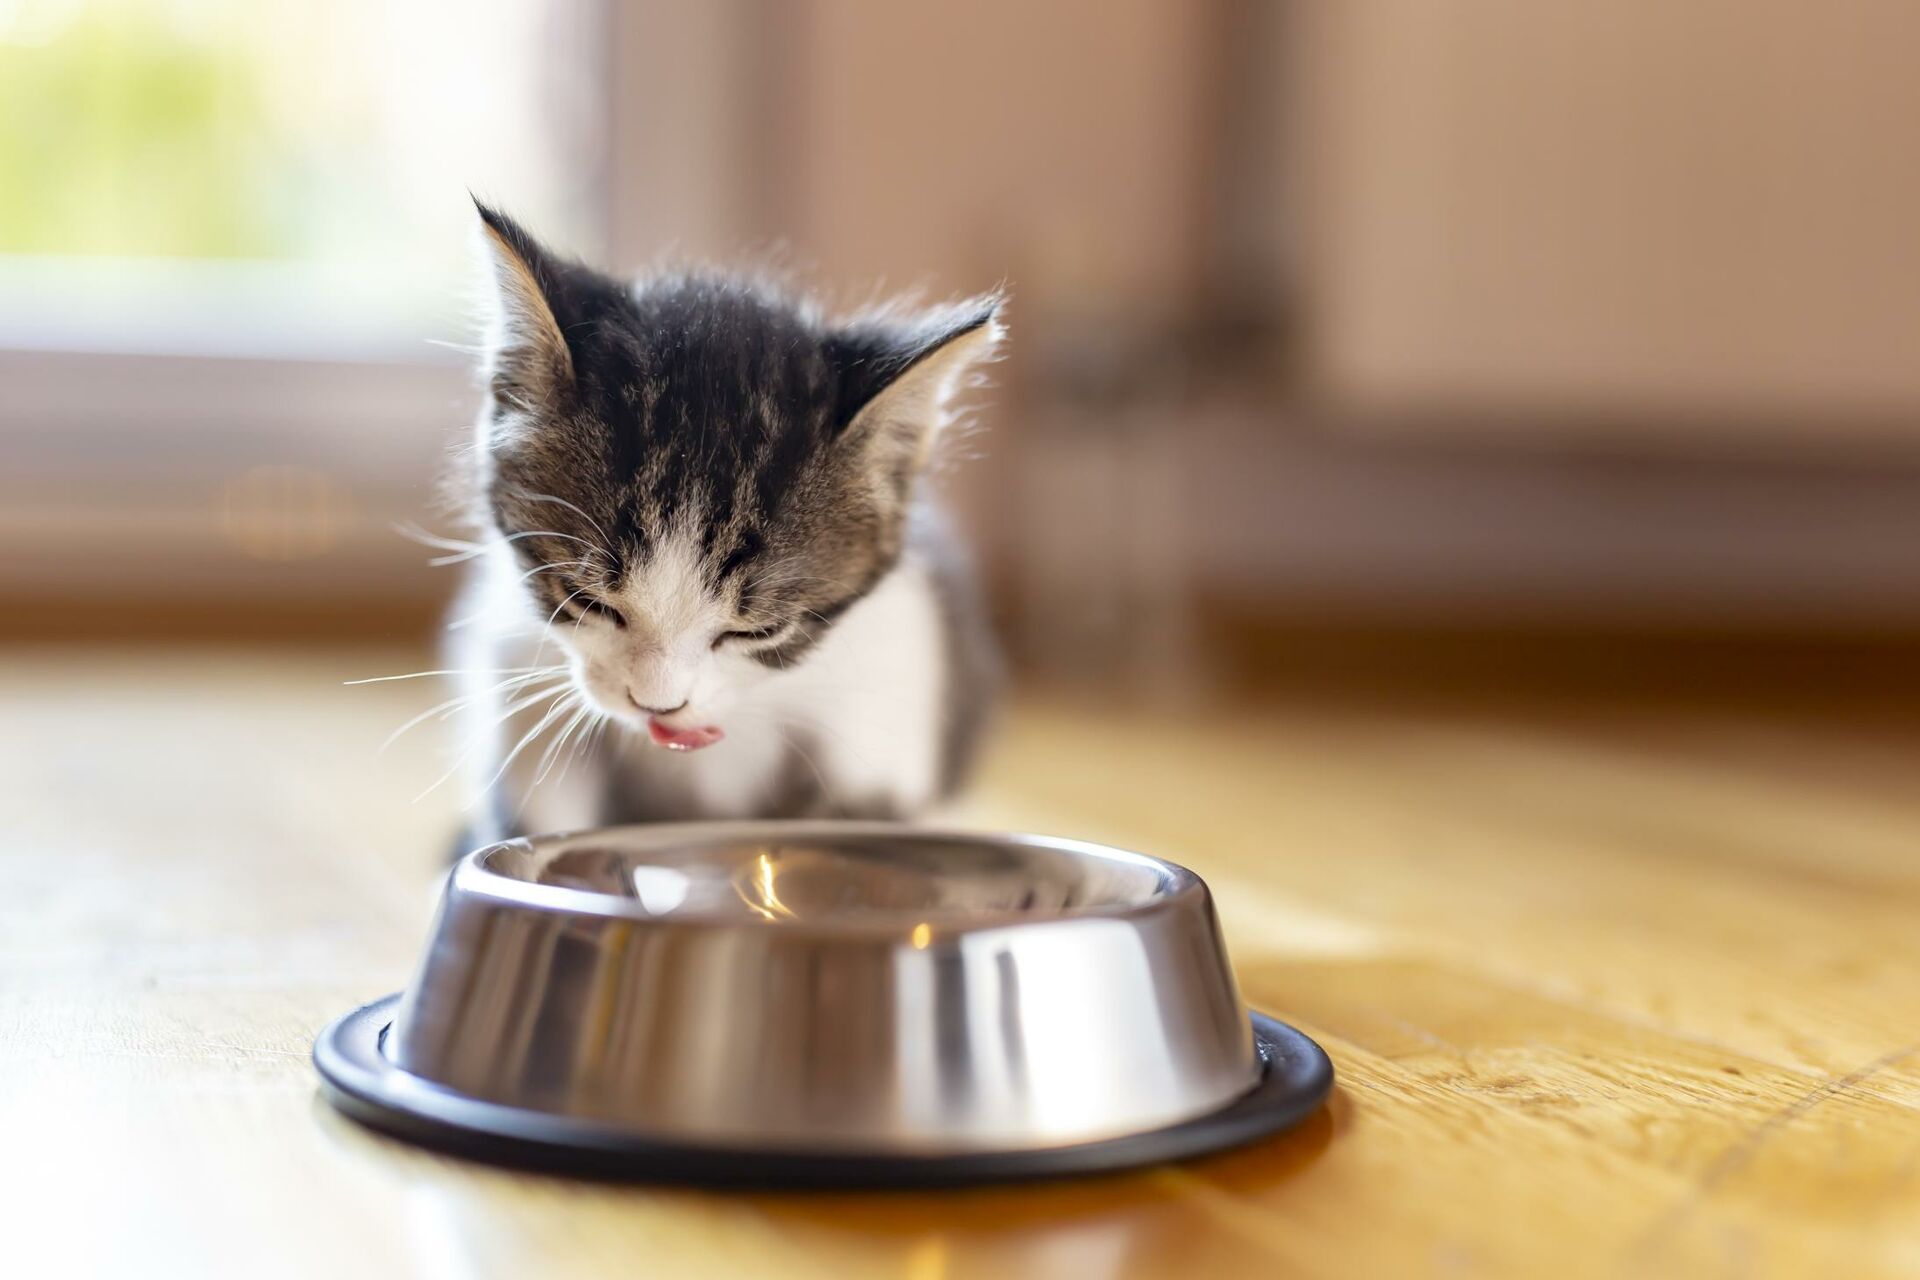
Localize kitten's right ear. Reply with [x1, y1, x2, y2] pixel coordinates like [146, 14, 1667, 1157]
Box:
[472, 199, 574, 418]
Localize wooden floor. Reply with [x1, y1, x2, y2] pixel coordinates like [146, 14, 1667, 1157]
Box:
[8, 646, 1920, 1279]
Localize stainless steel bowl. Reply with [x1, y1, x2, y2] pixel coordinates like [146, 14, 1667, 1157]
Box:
[315, 822, 1333, 1183]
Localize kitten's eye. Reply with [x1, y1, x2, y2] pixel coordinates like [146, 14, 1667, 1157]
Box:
[714, 622, 784, 649]
[571, 597, 626, 628]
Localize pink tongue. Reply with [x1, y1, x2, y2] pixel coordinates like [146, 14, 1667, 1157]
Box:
[648, 718, 725, 752]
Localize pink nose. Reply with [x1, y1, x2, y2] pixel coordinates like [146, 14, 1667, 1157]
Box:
[628, 693, 688, 716]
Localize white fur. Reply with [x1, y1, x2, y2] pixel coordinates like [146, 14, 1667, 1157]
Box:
[450, 532, 948, 835]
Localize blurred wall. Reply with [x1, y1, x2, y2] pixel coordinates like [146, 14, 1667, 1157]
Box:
[783, 1, 1218, 314]
[8, 0, 1920, 668]
[1292, 0, 1920, 437]
[597, 1, 1920, 656]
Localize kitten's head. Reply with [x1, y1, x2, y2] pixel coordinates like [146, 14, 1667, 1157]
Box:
[468, 203, 1003, 749]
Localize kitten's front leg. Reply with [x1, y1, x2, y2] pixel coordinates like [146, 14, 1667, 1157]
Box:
[445, 611, 522, 848]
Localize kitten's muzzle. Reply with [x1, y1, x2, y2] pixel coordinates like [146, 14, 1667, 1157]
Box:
[628, 691, 724, 750]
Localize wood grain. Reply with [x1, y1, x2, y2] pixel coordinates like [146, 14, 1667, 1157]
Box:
[6, 647, 1919, 1278]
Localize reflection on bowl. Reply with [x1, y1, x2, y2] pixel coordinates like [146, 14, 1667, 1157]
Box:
[488, 829, 1182, 924]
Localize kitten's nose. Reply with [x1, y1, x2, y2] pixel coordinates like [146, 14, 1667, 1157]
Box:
[628, 693, 688, 717]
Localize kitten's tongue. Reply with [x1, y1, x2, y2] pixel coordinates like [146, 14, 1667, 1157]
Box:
[648, 718, 725, 752]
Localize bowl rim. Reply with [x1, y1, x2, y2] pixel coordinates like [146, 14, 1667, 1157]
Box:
[317, 994, 1334, 1183]
[450, 819, 1212, 937]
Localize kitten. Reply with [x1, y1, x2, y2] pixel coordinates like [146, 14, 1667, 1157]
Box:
[445, 203, 1004, 843]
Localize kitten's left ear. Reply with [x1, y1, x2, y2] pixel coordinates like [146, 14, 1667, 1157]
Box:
[825, 294, 1006, 472]
[472, 199, 576, 420]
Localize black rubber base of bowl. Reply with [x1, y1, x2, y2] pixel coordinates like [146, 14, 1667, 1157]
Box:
[313, 994, 1333, 1189]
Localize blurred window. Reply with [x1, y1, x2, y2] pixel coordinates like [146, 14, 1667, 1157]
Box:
[0, 0, 606, 358]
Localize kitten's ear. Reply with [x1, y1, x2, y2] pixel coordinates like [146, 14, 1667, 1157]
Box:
[472, 199, 574, 418]
[825, 294, 1006, 472]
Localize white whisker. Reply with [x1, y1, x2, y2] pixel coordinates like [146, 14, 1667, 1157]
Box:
[511, 558, 594, 590]
[378, 667, 565, 753]
[345, 666, 551, 686]
[412, 680, 572, 804]
[393, 522, 484, 555]
[478, 692, 581, 802]
[531, 590, 589, 664]
[426, 528, 602, 567]
[532, 702, 592, 789]
[765, 722, 834, 805]
[562, 711, 607, 782]
[509, 490, 615, 549]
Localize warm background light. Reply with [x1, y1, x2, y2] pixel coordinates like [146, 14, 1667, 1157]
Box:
[7, 6, 1920, 1273]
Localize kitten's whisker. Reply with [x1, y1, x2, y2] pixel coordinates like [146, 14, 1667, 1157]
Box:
[393, 522, 484, 555]
[382, 699, 477, 753]
[472, 691, 579, 804]
[378, 668, 564, 753]
[411, 678, 573, 804]
[532, 702, 592, 788]
[426, 528, 601, 567]
[511, 558, 594, 590]
[548, 710, 592, 786]
[741, 566, 846, 589]
[561, 711, 607, 782]
[559, 704, 603, 779]
[493, 678, 576, 725]
[528, 706, 574, 789]
[531, 590, 589, 664]
[345, 666, 551, 686]
[742, 703, 887, 777]
[505, 694, 592, 819]
[449, 681, 574, 794]
[508, 490, 615, 550]
[740, 576, 849, 600]
[763, 723, 834, 806]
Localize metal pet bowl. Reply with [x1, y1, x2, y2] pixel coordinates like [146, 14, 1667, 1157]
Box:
[314, 822, 1332, 1187]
